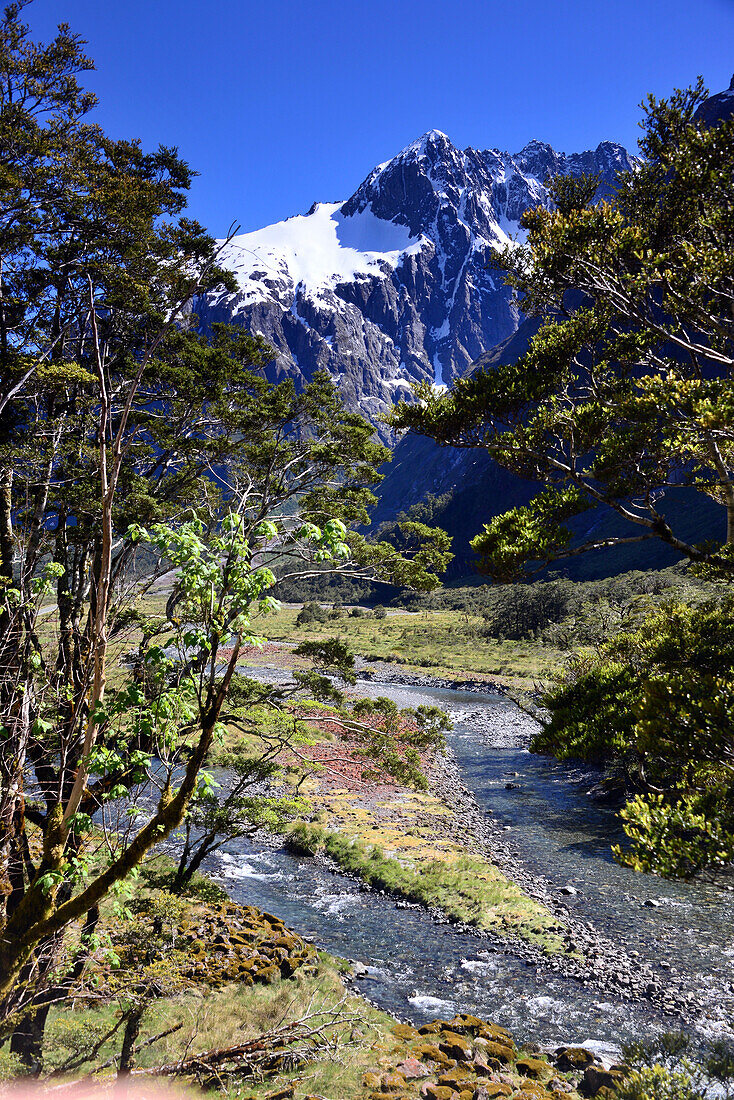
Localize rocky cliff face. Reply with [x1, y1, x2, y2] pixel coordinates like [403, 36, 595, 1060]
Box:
[196, 131, 634, 434]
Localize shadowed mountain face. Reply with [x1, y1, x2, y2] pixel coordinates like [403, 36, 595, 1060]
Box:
[372, 80, 732, 579]
[195, 131, 633, 433]
[197, 82, 729, 579]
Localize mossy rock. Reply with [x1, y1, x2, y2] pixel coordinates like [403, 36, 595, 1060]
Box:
[516, 1056, 552, 1081]
[479, 1040, 514, 1065]
[476, 1023, 514, 1046]
[446, 1014, 485, 1035]
[380, 1071, 407, 1092]
[458, 1091, 474, 1100]
[437, 1071, 474, 1092]
[392, 1023, 420, 1041]
[477, 1085, 512, 1098]
[554, 1047, 596, 1072]
[261, 911, 286, 928]
[412, 1042, 454, 1067]
[438, 1032, 473, 1062]
[363, 1072, 382, 1089]
[514, 1081, 546, 1097]
[422, 1087, 457, 1100]
[254, 964, 280, 984]
[271, 934, 299, 949]
[419, 1020, 452, 1035]
[579, 1066, 626, 1096]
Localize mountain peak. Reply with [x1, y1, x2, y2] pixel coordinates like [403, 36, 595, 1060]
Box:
[396, 128, 457, 162]
[200, 127, 635, 434]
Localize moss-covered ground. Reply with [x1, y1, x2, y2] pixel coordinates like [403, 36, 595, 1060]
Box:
[5, 858, 592, 1100]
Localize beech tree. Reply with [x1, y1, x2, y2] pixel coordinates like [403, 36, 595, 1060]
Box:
[392, 81, 734, 580]
[0, 6, 451, 1065]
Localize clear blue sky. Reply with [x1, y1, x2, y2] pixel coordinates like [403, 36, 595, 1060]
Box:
[26, 0, 734, 236]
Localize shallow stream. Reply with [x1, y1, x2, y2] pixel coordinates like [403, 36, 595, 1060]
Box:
[205, 678, 734, 1055]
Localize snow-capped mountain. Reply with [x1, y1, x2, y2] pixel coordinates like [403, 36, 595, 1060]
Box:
[196, 130, 634, 433]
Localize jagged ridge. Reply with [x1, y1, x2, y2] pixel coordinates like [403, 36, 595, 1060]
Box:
[196, 130, 634, 432]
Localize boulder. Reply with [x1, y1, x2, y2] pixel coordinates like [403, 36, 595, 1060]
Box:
[438, 1032, 473, 1062]
[479, 1040, 515, 1065]
[381, 1071, 408, 1093]
[421, 1086, 456, 1100]
[447, 1014, 485, 1035]
[419, 1020, 452, 1035]
[413, 1041, 454, 1067]
[395, 1056, 431, 1080]
[554, 1047, 596, 1072]
[253, 964, 280, 984]
[437, 1069, 473, 1090]
[392, 1023, 420, 1041]
[516, 1055, 551, 1080]
[579, 1065, 626, 1096]
[476, 1024, 514, 1046]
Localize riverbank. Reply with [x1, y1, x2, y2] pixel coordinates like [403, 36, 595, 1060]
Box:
[229, 658, 717, 1027]
[14, 853, 610, 1099]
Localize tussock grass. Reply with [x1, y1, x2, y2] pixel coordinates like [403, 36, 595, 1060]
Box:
[261, 607, 562, 688]
[288, 822, 565, 953]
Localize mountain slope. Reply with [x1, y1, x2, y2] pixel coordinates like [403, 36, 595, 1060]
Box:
[196, 131, 634, 433]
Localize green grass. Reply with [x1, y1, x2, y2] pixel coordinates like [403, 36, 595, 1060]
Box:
[260, 606, 563, 688]
[288, 822, 567, 954]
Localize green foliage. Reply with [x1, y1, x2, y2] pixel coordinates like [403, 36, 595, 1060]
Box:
[337, 695, 450, 789]
[392, 80, 734, 578]
[618, 1033, 734, 1100]
[297, 601, 329, 625]
[536, 597, 734, 876]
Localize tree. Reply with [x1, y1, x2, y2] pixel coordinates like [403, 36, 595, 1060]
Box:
[0, 5, 452, 1065]
[535, 596, 734, 877]
[391, 80, 734, 580]
[392, 79, 734, 878]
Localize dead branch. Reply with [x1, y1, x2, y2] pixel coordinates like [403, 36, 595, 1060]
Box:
[135, 1001, 356, 1082]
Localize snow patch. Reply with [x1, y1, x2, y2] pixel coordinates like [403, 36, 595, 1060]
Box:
[219, 202, 425, 301]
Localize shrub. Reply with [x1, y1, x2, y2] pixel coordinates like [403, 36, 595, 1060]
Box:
[536, 597, 734, 877]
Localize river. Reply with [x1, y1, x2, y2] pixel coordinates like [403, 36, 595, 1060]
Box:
[203, 676, 734, 1057]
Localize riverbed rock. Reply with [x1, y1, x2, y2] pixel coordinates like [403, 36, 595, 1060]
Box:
[438, 1032, 473, 1062]
[579, 1065, 626, 1096]
[554, 1046, 596, 1071]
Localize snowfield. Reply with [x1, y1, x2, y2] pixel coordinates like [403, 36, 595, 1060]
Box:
[218, 201, 426, 303]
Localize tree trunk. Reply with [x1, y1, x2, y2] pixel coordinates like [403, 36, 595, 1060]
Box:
[173, 833, 218, 893]
[118, 1007, 143, 1077]
[0, 467, 12, 585]
[9, 1004, 48, 1073]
